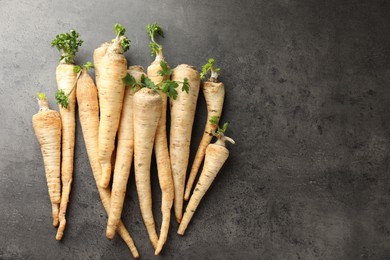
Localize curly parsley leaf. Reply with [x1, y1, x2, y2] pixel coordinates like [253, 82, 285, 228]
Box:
[114, 23, 126, 36]
[121, 37, 130, 52]
[146, 23, 164, 39]
[55, 89, 69, 109]
[51, 30, 83, 64]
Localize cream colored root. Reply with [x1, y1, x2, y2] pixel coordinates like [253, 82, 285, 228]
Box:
[170, 64, 200, 223]
[98, 37, 127, 188]
[106, 66, 145, 239]
[77, 70, 139, 258]
[178, 143, 229, 235]
[56, 63, 77, 240]
[154, 94, 174, 255]
[56, 181, 72, 240]
[32, 99, 62, 227]
[148, 59, 174, 255]
[184, 81, 225, 201]
[93, 42, 110, 92]
[133, 87, 161, 249]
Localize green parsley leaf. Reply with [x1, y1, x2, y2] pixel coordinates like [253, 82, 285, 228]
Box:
[182, 77, 189, 93]
[55, 89, 69, 109]
[149, 42, 160, 56]
[123, 73, 136, 87]
[83, 62, 94, 71]
[114, 23, 126, 36]
[144, 77, 158, 90]
[51, 30, 83, 64]
[37, 92, 47, 101]
[200, 58, 220, 80]
[158, 61, 172, 77]
[121, 37, 130, 52]
[146, 23, 164, 56]
[146, 23, 164, 39]
[73, 65, 81, 73]
[160, 80, 178, 99]
[217, 122, 229, 134]
[209, 116, 219, 125]
[140, 74, 158, 90]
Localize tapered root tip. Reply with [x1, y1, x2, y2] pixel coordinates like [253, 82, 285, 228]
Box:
[177, 227, 185, 236]
[184, 193, 190, 201]
[99, 164, 111, 188]
[155, 245, 162, 256]
[56, 220, 66, 240]
[154, 237, 166, 255]
[176, 217, 182, 224]
[106, 227, 115, 240]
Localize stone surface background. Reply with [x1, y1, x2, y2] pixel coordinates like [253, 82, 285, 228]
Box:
[1, 0, 390, 259]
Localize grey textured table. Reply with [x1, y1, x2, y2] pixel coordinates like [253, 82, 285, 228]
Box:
[1, 0, 390, 259]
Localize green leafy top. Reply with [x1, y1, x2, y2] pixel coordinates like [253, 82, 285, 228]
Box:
[121, 38, 130, 52]
[112, 24, 131, 52]
[200, 58, 220, 81]
[213, 121, 235, 146]
[146, 23, 164, 56]
[51, 30, 83, 64]
[216, 122, 229, 135]
[114, 23, 126, 36]
[37, 92, 47, 101]
[36, 92, 49, 111]
[209, 116, 220, 125]
[73, 61, 95, 73]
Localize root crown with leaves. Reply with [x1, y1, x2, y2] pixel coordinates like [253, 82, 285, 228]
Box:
[185, 58, 225, 201]
[51, 30, 83, 240]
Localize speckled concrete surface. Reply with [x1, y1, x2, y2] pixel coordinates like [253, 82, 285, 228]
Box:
[1, 0, 390, 259]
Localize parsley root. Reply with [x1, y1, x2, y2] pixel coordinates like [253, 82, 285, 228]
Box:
[106, 66, 145, 239]
[93, 42, 110, 92]
[170, 64, 200, 223]
[146, 23, 174, 255]
[32, 93, 62, 227]
[178, 123, 234, 235]
[98, 24, 130, 188]
[76, 67, 139, 258]
[52, 29, 83, 240]
[133, 86, 162, 250]
[184, 58, 224, 201]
